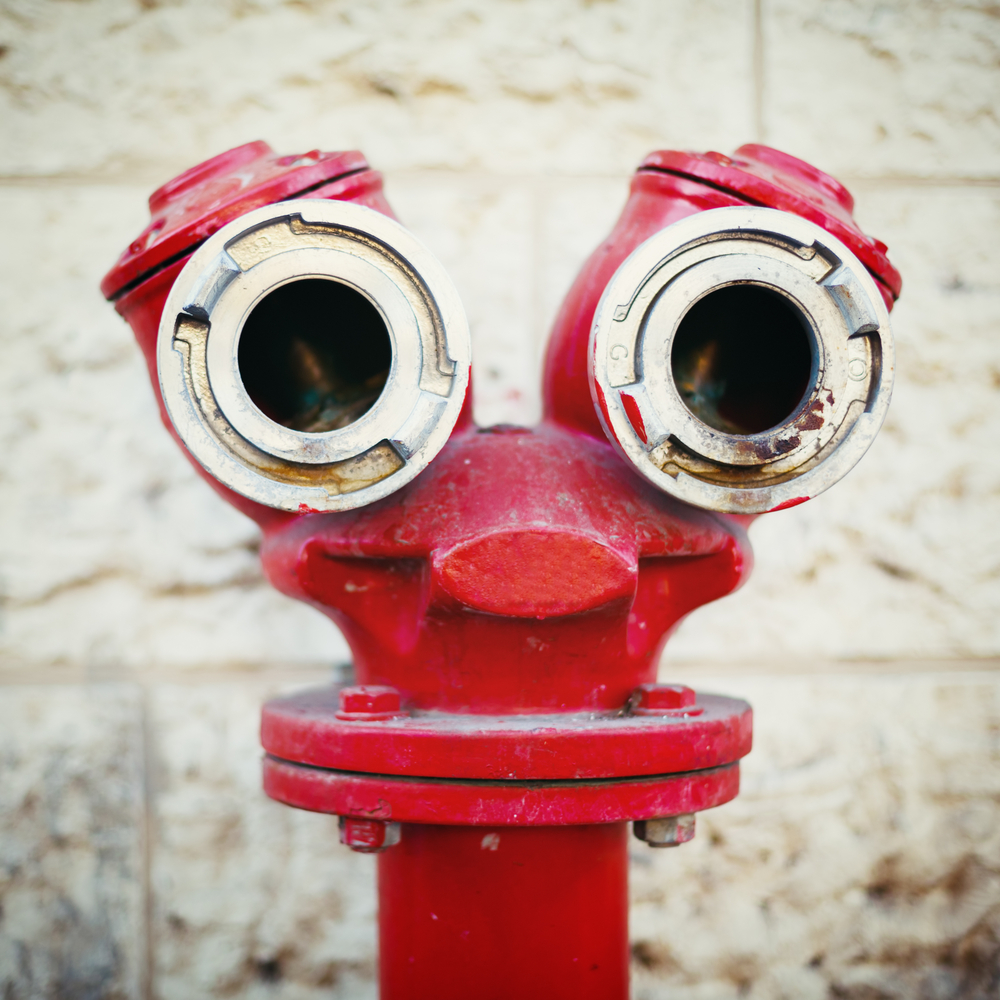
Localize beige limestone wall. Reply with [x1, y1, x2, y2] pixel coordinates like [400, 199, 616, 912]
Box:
[0, 1, 998, 997]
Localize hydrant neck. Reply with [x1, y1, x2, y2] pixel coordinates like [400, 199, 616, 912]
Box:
[260, 422, 748, 713]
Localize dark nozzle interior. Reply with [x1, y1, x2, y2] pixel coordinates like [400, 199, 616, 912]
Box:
[670, 284, 814, 436]
[238, 278, 392, 433]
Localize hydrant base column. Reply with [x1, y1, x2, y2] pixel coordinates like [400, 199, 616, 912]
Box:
[378, 822, 629, 1000]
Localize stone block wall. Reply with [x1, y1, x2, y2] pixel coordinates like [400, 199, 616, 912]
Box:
[0, 1, 998, 997]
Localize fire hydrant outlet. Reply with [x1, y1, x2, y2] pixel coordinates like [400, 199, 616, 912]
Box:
[156, 199, 471, 513]
[591, 206, 895, 514]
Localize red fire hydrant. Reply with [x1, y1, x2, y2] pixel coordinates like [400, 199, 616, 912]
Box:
[102, 141, 900, 999]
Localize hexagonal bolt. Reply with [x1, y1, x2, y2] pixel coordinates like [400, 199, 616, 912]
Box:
[339, 816, 402, 853]
[628, 683, 702, 716]
[335, 684, 405, 721]
[633, 814, 696, 848]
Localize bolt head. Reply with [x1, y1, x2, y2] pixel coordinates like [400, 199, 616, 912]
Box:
[634, 814, 696, 848]
[336, 685, 404, 721]
[630, 683, 701, 716]
[339, 817, 401, 853]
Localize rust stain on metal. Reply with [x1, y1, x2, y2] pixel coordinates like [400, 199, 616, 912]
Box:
[773, 435, 801, 454]
[798, 399, 827, 432]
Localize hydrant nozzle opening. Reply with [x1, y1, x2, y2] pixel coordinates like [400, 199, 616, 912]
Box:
[155, 198, 471, 513]
[671, 283, 815, 437]
[590, 205, 895, 514]
[238, 277, 392, 434]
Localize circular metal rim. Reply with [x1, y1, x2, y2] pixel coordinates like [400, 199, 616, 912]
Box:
[263, 756, 741, 825]
[261, 687, 752, 780]
[157, 199, 471, 513]
[661, 277, 822, 457]
[590, 206, 894, 514]
[206, 252, 421, 465]
[640, 259, 832, 467]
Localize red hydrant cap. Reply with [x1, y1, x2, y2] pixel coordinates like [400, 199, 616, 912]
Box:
[100, 140, 369, 300]
[640, 144, 902, 302]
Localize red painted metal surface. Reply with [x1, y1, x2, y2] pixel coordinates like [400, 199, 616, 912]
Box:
[340, 816, 401, 853]
[641, 145, 901, 302]
[631, 681, 699, 714]
[262, 688, 751, 779]
[263, 756, 740, 825]
[335, 685, 408, 721]
[259, 422, 749, 714]
[378, 823, 629, 1000]
[103, 141, 900, 998]
[101, 141, 375, 300]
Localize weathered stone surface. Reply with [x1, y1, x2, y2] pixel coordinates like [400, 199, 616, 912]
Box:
[0, 0, 754, 179]
[765, 0, 1000, 180]
[631, 670, 1000, 999]
[0, 186, 347, 672]
[0, 684, 145, 1000]
[390, 172, 627, 427]
[147, 678, 376, 999]
[390, 174, 540, 427]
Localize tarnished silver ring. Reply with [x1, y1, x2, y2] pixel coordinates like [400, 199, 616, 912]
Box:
[590, 206, 894, 514]
[157, 199, 471, 513]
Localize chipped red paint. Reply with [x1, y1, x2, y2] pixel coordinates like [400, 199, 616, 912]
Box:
[263, 756, 740, 825]
[104, 141, 899, 1000]
[592, 378, 613, 433]
[769, 496, 811, 512]
[101, 141, 381, 300]
[262, 689, 751, 778]
[620, 391, 648, 443]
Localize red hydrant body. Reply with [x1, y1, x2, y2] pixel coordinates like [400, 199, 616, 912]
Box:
[103, 141, 899, 998]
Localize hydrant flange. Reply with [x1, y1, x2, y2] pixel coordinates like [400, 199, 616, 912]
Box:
[262, 687, 751, 780]
[265, 755, 739, 826]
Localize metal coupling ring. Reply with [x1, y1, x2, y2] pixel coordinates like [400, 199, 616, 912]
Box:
[590, 207, 894, 513]
[157, 199, 471, 512]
